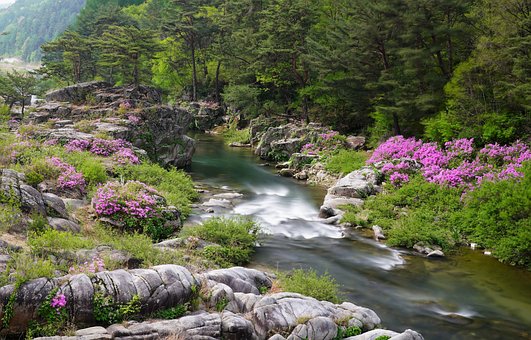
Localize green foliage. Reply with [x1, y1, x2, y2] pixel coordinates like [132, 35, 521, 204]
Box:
[182, 217, 260, 267]
[28, 229, 94, 255]
[335, 326, 362, 339]
[76, 158, 108, 188]
[28, 213, 50, 234]
[93, 291, 141, 325]
[222, 84, 263, 117]
[26, 288, 69, 338]
[24, 158, 60, 186]
[215, 297, 229, 312]
[221, 127, 251, 145]
[324, 150, 368, 175]
[458, 162, 531, 268]
[152, 305, 187, 319]
[362, 176, 462, 249]
[375, 336, 392, 340]
[8, 253, 56, 285]
[278, 269, 340, 303]
[0, 203, 21, 233]
[116, 162, 197, 217]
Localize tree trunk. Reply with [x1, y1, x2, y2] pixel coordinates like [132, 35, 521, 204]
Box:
[191, 38, 198, 101]
[392, 112, 401, 135]
[215, 60, 222, 104]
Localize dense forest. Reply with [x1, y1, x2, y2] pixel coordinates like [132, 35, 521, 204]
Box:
[0, 0, 85, 62]
[40, 0, 530, 145]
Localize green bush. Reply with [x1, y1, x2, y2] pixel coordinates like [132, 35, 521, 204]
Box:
[363, 176, 463, 249]
[458, 163, 531, 268]
[8, 253, 56, 284]
[116, 162, 197, 217]
[152, 305, 187, 319]
[77, 157, 108, 188]
[221, 127, 251, 145]
[182, 217, 260, 267]
[28, 229, 94, 254]
[0, 203, 21, 233]
[324, 150, 368, 175]
[24, 158, 61, 186]
[279, 269, 340, 303]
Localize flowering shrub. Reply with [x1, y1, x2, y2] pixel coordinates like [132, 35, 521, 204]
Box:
[48, 157, 86, 192]
[127, 115, 141, 124]
[368, 136, 530, 189]
[69, 256, 105, 275]
[27, 288, 68, 337]
[51, 293, 67, 310]
[65, 138, 140, 165]
[93, 181, 176, 241]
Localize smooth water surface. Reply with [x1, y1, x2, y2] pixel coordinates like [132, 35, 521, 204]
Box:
[189, 134, 531, 340]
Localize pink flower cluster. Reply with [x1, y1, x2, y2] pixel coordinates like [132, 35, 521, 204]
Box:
[93, 181, 159, 219]
[48, 157, 86, 191]
[65, 138, 139, 164]
[127, 115, 141, 124]
[51, 293, 67, 309]
[368, 136, 530, 188]
[69, 256, 105, 274]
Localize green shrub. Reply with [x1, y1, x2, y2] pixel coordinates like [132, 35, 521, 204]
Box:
[336, 326, 362, 338]
[8, 253, 56, 284]
[24, 158, 61, 185]
[375, 336, 392, 340]
[116, 162, 197, 216]
[182, 217, 260, 267]
[93, 291, 141, 325]
[221, 127, 251, 145]
[458, 163, 531, 268]
[28, 229, 94, 254]
[0, 203, 21, 233]
[77, 158, 108, 188]
[324, 150, 368, 175]
[152, 305, 187, 319]
[278, 269, 340, 303]
[28, 213, 50, 233]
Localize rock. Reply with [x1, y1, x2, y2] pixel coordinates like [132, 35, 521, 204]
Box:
[427, 250, 445, 258]
[200, 267, 273, 295]
[1, 169, 46, 215]
[212, 193, 243, 200]
[484, 251, 492, 256]
[45, 81, 111, 103]
[47, 217, 81, 233]
[345, 136, 366, 150]
[275, 162, 290, 169]
[372, 225, 386, 240]
[319, 195, 363, 218]
[75, 326, 109, 336]
[202, 198, 233, 209]
[279, 168, 296, 177]
[42, 193, 69, 218]
[268, 335, 287, 340]
[221, 311, 257, 340]
[345, 329, 424, 340]
[287, 317, 338, 340]
[188, 101, 225, 131]
[290, 153, 319, 170]
[229, 142, 251, 148]
[294, 171, 308, 180]
[327, 167, 379, 199]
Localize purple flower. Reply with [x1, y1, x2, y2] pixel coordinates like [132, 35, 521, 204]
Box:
[51, 293, 67, 309]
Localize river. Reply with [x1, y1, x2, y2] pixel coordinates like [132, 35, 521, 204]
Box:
[189, 133, 531, 340]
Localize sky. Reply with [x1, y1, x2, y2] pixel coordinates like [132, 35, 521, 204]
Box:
[0, 0, 14, 5]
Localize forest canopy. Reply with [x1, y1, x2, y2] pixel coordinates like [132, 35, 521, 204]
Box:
[39, 0, 530, 144]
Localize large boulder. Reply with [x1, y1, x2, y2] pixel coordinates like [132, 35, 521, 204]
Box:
[46, 81, 111, 103]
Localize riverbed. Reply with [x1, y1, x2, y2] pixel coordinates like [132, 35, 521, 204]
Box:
[189, 133, 531, 340]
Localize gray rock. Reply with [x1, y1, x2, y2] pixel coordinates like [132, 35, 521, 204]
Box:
[47, 217, 81, 233]
[212, 193, 243, 200]
[200, 267, 273, 295]
[345, 329, 424, 340]
[202, 198, 233, 209]
[45, 81, 111, 103]
[43, 193, 69, 218]
[427, 250, 445, 258]
[75, 326, 109, 336]
[287, 317, 338, 340]
[327, 167, 378, 199]
[346, 136, 366, 150]
[268, 335, 287, 340]
[221, 311, 257, 340]
[372, 225, 386, 240]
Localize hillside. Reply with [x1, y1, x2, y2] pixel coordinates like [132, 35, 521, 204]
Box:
[0, 0, 85, 62]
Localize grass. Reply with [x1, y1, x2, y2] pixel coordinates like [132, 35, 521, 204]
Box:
[221, 126, 251, 145]
[278, 268, 340, 303]
[324, 149, 369, 175]
[182, 217, 260, 267]
[116, 162, 198, 216]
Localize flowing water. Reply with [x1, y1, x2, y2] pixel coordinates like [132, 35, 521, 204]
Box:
[189, 134, 531, 340]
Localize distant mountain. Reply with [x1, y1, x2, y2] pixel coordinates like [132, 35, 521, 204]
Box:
[0, 0, 86, 62]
